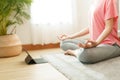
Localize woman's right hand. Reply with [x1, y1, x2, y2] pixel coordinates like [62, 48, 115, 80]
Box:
[58, 34, 71, 41]
[78, 40, 97, 48]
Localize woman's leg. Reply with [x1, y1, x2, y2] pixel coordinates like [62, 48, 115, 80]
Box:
[60, 39, 84, 51]
[78, 44, 120, 63]
[61, 39, 120, 63]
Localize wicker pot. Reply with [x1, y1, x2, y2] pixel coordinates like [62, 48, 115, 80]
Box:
[0, 34, 22, 57]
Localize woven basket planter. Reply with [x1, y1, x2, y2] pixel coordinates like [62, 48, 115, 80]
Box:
[0, 34, 22, 57]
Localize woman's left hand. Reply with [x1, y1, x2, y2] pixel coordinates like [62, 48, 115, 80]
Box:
[78, 40, 98, 48]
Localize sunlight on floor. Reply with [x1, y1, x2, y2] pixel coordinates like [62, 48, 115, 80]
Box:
[0, 48, 68, 80]
[24, 48, 64, 58]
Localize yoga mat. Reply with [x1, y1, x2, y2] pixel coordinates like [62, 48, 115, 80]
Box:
[43, 54, 108, 80]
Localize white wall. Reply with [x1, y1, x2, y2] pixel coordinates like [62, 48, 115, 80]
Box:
[16, 21, 32, 44]
[16, 0, 120, 45]
[75, 0, 92, 30]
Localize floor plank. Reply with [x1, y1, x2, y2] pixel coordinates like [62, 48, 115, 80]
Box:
[0, 48, 68, 80]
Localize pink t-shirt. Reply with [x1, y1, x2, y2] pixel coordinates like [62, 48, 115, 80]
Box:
[89, 0, 120, 46]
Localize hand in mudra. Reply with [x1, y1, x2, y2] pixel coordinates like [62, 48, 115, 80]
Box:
[79, 40, 97, 48]
[58, 34, 70, 41]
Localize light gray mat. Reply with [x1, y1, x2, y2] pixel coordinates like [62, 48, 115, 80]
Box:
[43, 53, 120, 80]
[43, 54, 120, 80]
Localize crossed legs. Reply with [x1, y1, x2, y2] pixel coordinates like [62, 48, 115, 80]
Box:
[60, 39, 120, 63]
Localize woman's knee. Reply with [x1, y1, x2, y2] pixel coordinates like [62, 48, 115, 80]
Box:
[60, 42, 70, 51]
[60, 41, 79, 51]
[77, 44, 120, 64]
[78, 51, 98, 64]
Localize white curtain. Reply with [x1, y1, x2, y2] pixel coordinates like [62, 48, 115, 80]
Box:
[30, 0, 77, 45]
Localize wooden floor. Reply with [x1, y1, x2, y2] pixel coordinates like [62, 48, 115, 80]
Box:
[0, 48, 69, 80]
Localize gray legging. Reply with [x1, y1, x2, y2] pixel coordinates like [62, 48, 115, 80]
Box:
[60, 39, 120, 64]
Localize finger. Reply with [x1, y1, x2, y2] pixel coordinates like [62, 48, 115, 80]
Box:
[85, 40, 92, 45]
[85, 42, 97, 48]
[57, 34, 67, 40]
[57, 36, 62, 40]
[61, 34, 67, 38]
[85, 41, 94, 47]
[86, 43, 92, 47]
[79, 43, 86, 48]
[87, 40, 96, 44]
[87, 40, 97, 47]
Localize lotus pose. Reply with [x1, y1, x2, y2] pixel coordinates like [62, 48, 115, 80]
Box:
[58, 0, 120, 63]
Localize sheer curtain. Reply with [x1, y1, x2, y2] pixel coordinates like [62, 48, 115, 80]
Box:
[30, 0, 77, 45]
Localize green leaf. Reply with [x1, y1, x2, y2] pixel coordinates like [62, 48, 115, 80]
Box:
[0, 0, 32, 35]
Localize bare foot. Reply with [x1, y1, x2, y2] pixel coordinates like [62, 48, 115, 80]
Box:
[64, 50, 76, 57]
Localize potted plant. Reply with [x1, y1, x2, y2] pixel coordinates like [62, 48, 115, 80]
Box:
[0, 0, 32, 57]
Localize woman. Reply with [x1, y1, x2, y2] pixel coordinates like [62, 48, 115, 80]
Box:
[58, 0, 120, 63]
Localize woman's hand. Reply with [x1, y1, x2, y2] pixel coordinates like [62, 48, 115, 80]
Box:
[78, 40, 98, 48]
[57, 34, 71, 41]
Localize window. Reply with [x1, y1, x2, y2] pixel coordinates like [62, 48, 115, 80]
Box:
[31, 0, 73, 25]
